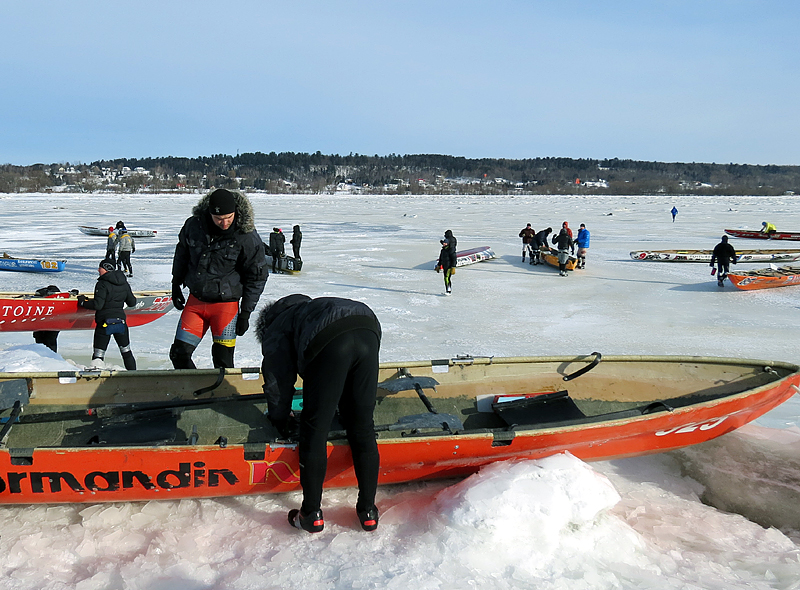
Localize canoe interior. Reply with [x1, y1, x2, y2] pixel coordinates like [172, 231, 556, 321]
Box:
[1, 356, 795, 451]
[731, 265, 800, 278]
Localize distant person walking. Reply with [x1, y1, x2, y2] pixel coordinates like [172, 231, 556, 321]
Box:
[435, 237, 457, 294]
[519, 223, 536, 263]
[575, 223, 590, 269]
[671, 206, 678, 222]
[291, 225, 302, 260]
[77, 258, 137, 370]
[115, 226, 135, 278]
[105, 227, 117, 267]
[710, 235, 738, 287]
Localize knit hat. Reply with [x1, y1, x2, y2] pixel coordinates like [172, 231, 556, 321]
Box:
[208, 189, 237, 215]
[108, 226, 114, 232]
[99, 259, 116, 272]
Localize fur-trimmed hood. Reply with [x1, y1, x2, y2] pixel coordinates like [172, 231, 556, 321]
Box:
[192, 189, 257, 234]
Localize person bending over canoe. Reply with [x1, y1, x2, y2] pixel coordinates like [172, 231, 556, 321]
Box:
[710, 235, 738, 287]
[761, 221, 777, 235]
[552, 227, 574, 276]
[532, 227, 552, 265]
[170, 188, 268, 369]
[78, 258, 137, 370]
[256, 294, 382, 534]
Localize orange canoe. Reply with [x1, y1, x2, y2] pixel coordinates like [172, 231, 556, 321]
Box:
[727, 265, 800, 290]
[0, 354, 797, 505]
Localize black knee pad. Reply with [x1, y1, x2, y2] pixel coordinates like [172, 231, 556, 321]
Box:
[170, 340, 197, 369]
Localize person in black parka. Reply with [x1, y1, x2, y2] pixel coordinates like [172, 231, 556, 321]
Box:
[78, 258, 137, 369]
[710, 235, 738, 287]
[256, 295, 382, 534]
[170, 188, 268, 369]
[290, 225, 302, 260]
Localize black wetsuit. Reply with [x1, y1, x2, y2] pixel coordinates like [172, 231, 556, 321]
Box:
[257, 295, 382, 515]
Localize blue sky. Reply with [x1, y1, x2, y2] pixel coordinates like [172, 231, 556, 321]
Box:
[2, 1, 799, 166]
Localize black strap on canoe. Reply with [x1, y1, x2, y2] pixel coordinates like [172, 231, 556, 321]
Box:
[563, 352, 602, 382]
[193, 367, 226, 396]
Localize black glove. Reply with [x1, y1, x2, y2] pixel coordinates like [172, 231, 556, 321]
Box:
[236, 311, 251, 336]
[709, 263, 714, 268]
[172, 284, 185, 311]
[77, 294, 88, 307]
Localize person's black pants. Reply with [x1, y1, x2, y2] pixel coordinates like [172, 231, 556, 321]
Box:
[299, 328, 380, 514]
[92, 325, 136, 370]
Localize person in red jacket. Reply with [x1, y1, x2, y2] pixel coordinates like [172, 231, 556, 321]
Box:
[519, 223, 536, 263]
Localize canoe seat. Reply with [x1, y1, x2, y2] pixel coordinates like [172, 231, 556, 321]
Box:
[492, 391, 585, 427]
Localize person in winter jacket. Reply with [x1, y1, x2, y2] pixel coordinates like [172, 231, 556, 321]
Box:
[170, 188, 268, 369]
[105, 227, 117, 266]
[533, 227, 552, 265]
[78, 258, 137, 370]
[574, 224, 590, 269]
[290, 225, 302, 260]
[268, 227, 286, 273]
[552, 228, 574, 276]
[710, 235, 738, 287]
[436, 238, 458, 294]
[519, 223, 536, 263]
[761, 221, 777, 235]
[115, 227, 135, 277]
[256, 295, 382, 534]
[444, 229, 457, 251]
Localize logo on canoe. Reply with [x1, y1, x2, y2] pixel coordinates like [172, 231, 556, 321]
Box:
[250, 460, 300, 485]
[0, 462, 238, 496]
[655, 416, 727, 436]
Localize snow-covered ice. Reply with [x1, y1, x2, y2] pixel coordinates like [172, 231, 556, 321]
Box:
[0, 192, 799, 589]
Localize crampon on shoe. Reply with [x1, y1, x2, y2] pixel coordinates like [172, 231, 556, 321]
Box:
[357, 506, 379, 531]
[288, 508, 324, 533]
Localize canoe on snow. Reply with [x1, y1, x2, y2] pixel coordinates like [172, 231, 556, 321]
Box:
[0, 290, 173, 332]
[266, 254, 302, 274]
[724, 229, 800, 241]
[0, 255, 66, 273]
[455, 246, 496, 267]
[630, 249, 800, 263]
[78, 226, 158, 238]
[1, 353, 796, 505]
[541, 247, 577, 271]
[727, 265, 800, 290]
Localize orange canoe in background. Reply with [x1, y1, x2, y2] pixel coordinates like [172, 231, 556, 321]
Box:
[727, 266, 800, 290]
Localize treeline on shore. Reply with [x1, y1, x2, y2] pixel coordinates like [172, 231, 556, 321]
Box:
[2, 152, 799, 196]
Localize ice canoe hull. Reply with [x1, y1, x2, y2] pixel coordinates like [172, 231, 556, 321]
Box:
[455, 246, 496, 267]
[724, 229, 800, 241]
[630, 249, 800, 263]
[0, 354, 797, 504]
[78, 226, 157, 238]
[541, 248, 577, 270]
[728, 265, 800, 290]
[0, 291, 173, 332]
[0, 257, 66, 273]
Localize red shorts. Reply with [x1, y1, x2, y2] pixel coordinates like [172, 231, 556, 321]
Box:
[174, 295, 240, 348]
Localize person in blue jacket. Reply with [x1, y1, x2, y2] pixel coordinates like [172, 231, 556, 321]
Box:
[575, 224, 590, 269]
[671, 206, 678, 222]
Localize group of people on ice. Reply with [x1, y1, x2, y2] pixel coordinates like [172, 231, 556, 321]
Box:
[104, 221, 136, 278]
[519, 222, 590, 276]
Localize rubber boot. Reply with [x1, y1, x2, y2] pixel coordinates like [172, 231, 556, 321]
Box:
[169, 340, 197, 369]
